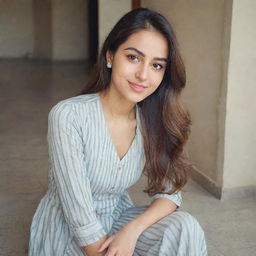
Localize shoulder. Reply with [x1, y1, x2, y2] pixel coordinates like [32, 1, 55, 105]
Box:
[49, 93, 100, 120]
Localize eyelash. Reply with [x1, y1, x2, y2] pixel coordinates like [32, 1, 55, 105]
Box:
[127, 54, 139, 63]
[126, 54, 164, 71]
[153, 63, 164, 70]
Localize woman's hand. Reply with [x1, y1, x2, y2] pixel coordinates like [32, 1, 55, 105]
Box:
[97, 223, 142, 256]
[82, 235, 108, 256]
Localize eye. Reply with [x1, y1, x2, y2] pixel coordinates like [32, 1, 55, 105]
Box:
[152, 63, 164, 70]
[126, 54, 140, 62]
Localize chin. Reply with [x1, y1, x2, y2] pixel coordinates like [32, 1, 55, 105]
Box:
[126, 92, 147, 104]
[116, 85, 149, 103]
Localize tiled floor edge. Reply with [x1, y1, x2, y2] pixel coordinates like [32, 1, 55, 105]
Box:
[221, 185, 256, 200]
[190, 167, 222, 199]
[190, 167, 256, 201]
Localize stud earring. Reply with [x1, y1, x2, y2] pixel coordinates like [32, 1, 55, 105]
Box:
[107, 62, 112, 68]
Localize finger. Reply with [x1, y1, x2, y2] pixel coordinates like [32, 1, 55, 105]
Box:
[98, 239, 110, 252]
[98, 236, 114, 252]
[105, 248, 117, 256]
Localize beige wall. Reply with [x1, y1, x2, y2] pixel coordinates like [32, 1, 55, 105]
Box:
[52, 0, 88, 60]
[0, 0, 89, 60]
[223, 0, 256, 189]
[98, 0, 131, 51]
[142, 0, 256, 197]
[0, 0, 34, 58]
[141, 0, 231, 188]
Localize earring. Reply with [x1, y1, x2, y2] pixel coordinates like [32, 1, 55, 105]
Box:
[107, 62, 112, 68]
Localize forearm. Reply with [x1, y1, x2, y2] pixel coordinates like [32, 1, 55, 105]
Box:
[81, 235, 108, 256]
[126, 198, 177, 235]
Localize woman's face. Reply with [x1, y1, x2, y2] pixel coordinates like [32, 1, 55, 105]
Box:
[106, 29, 169, 104]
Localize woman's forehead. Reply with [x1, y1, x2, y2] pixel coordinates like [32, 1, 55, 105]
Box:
[119, 29, 168, 58]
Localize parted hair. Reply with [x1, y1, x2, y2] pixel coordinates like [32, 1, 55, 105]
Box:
[78, 8, 191, 196]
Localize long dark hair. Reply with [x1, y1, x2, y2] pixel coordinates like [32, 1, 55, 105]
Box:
[78, 8, 191, 195]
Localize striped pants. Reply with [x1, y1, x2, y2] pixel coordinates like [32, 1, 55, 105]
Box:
[66, 206, 207, 256]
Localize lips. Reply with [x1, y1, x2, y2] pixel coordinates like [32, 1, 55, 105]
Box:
[129, 81, 147, 92]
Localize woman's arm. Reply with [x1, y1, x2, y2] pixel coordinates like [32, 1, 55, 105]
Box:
[98, 197, 177, 255]
[82, 236, 108, 256]
[48, 103, 107, 247]
[125, 197, 177, 235]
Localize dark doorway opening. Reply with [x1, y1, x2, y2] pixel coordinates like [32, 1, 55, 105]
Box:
[88, 0, 98, 65]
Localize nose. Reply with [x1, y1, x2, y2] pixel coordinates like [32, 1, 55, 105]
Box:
[135, 63, 148, 81]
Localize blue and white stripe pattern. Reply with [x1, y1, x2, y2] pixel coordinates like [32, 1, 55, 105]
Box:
[29, 93, 207, 255]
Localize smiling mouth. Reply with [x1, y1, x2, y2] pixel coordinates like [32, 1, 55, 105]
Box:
[129, 81, 147, 88]
[129, 81, 147, 92]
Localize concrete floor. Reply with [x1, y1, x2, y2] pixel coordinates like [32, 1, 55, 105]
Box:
[0, 59, 255, 256]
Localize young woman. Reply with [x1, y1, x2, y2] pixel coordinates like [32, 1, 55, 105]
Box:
[29, 8, 207, 256]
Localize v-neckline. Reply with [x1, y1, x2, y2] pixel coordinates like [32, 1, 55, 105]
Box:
[97, 93, 139, 163]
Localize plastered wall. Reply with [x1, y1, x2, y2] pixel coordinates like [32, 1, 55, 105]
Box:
[141, 0, 231, 189]
[52, 0, 88, 60]
[98, 0, 131, 50]
[0, 0, 34, 58]
[223, 0, 256, 189]
[142, 0, 256, 197]
[0, 0, 89, 60]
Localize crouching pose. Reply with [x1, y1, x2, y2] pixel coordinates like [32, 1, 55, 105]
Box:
[29, 8, 207, 256]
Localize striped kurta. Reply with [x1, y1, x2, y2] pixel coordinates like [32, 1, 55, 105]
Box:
[29, 93, 207, 255]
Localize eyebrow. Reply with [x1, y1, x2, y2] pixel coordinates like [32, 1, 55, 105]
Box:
[124, 47, 168, 63]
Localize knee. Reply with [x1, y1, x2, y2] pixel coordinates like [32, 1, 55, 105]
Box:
[161, 211, 207, 255]
[165, 211, 205, 236]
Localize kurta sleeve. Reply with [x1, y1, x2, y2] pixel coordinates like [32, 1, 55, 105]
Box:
[47, 102, 107, 247]
[149, 184, 182, 208]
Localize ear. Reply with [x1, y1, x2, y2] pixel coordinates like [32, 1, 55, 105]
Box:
[106, 50, 114, 64]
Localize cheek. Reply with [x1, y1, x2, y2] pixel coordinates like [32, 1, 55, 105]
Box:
[151, 72, 165, 88]
[112, 61, 134, 79]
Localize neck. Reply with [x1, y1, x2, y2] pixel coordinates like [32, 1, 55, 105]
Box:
[99, 88, 136, 120]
